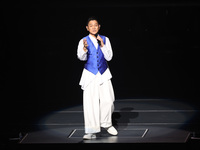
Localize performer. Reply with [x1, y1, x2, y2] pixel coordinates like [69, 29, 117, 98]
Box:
[77, 17, 118, 140]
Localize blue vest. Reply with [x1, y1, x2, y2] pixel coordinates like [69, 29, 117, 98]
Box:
[84, 35, 108, 75]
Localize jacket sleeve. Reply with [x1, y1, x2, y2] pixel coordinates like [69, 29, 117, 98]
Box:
[77, 39, 87, 61]
[101, 37, 113, 61]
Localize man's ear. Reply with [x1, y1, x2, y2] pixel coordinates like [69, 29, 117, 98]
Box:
[86, 26, 89, 31]
[98, 24, 101, 29]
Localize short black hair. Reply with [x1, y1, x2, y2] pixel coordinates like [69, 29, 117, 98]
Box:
[86, 16, 100, 26]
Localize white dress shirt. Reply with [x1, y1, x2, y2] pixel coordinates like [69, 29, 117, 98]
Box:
[77, 34, 113, 90]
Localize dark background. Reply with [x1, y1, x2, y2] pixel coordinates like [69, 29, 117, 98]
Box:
[1, 0, 200, 134]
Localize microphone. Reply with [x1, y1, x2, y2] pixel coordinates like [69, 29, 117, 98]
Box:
[95, 33, 101, 45]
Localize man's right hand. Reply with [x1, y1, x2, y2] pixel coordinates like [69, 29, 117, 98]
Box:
[83, 39, 88, 52]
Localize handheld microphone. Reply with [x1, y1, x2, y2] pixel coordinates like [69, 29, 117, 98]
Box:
[95, 33, 101, 45]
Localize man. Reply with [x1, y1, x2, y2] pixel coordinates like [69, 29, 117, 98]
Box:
[77, 17, 118, 140]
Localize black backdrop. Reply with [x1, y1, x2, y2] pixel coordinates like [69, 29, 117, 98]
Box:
[2, 1, 200, 124]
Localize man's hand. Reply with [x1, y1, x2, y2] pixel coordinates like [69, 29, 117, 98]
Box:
[97, 35, 104, 47]
[83, 39, 88, 52]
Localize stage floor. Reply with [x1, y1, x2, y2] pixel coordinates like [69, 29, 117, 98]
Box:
[18, 99, 200, 144]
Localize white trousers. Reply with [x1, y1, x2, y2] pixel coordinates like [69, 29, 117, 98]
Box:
[83, 77, 115, 134]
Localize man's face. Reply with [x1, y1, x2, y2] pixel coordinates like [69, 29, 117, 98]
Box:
[86, 20, 100, 35]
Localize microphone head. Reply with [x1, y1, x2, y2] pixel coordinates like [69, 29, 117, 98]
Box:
[95, 33, 98, 38]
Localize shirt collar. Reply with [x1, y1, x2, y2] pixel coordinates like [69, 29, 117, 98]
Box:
[89, 34, 97, 41]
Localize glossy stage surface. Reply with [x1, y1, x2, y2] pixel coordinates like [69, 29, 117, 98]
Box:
[18, 99, 199, 144]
